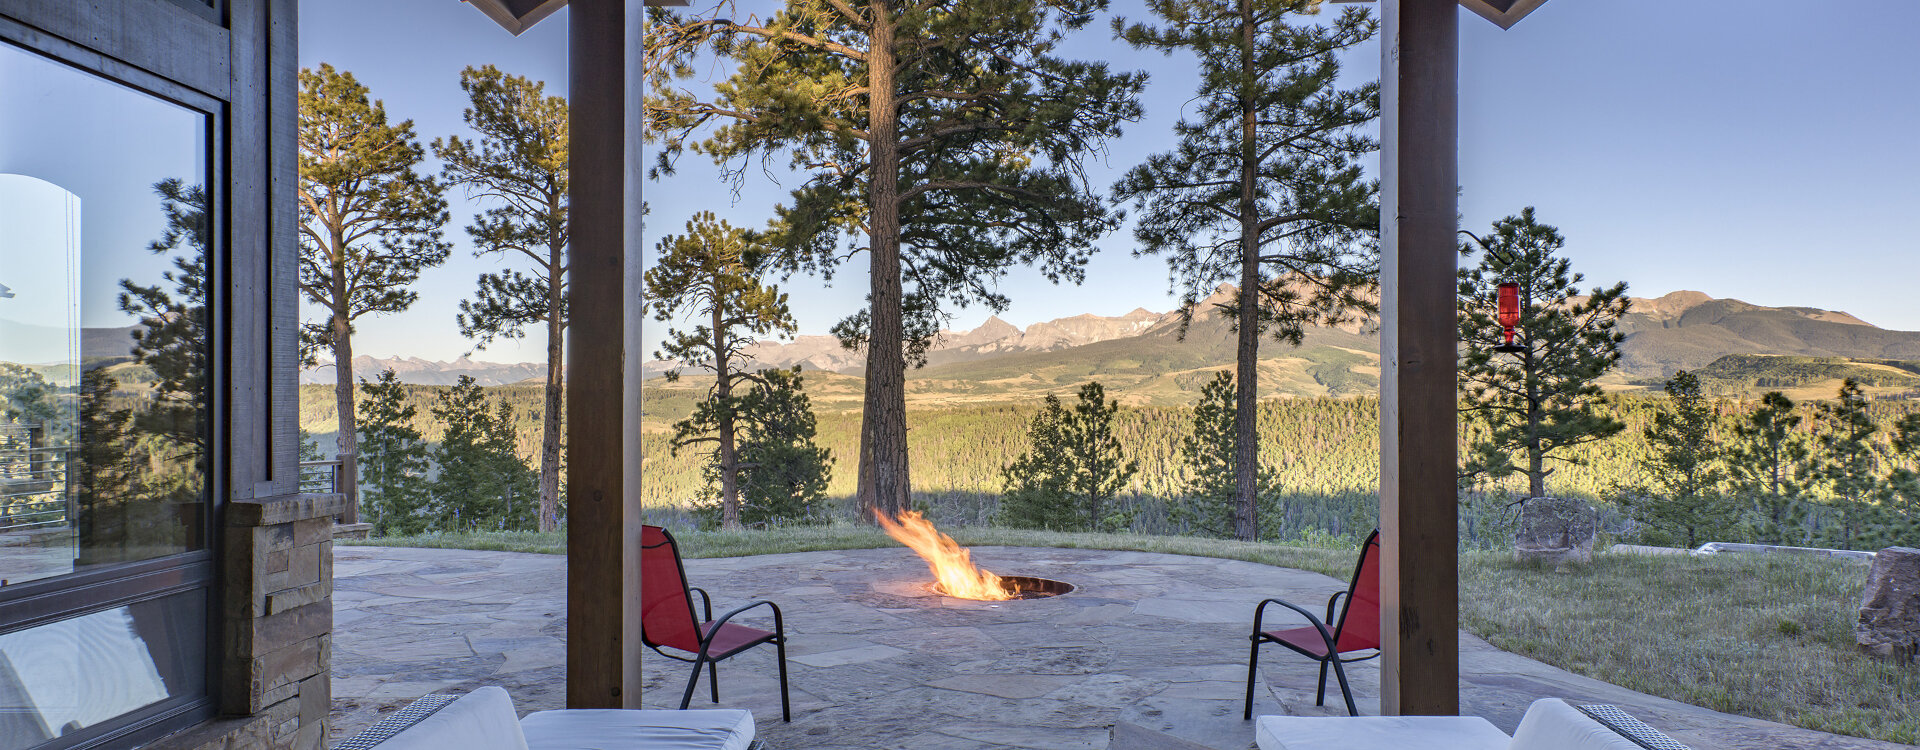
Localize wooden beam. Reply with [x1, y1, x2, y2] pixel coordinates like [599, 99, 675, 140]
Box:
[566, 0, 645, 710]
[1378, 0, 1460, 717]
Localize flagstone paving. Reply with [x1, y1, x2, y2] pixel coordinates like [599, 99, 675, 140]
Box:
[327, 545, 1907, 750]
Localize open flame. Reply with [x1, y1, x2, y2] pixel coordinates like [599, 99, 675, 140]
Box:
[876, 511, 1014, 601]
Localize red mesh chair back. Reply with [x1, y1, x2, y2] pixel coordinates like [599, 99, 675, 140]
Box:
[1331, 529, 1382, 652]
[641, 525, 703, 653]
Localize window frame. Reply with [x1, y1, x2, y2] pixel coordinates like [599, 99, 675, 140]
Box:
[0, 13, 229, 750]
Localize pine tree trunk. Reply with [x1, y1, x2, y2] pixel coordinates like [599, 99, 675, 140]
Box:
[537, 251, 564, 531]
[1527, 433, 1545, 498]
[714, 299, 742, 530]
[1525, 349, 1546, 499]
[857, 2, 911, 519]
[330, 258, 358, 466]
[1230, 0, 1260, 542]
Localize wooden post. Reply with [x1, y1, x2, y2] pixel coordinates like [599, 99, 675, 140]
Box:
[338, 451, 358, 524]
[567, 0, 647, 709]
[1378, 0, 1460, 716]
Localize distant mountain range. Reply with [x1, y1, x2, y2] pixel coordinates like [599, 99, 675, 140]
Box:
[295, 289, 1920, 403]
[300, 356, 548, 387]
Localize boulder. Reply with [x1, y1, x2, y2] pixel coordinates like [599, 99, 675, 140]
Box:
[1856, 546, 1920, 663]
[1513, 497, 1598, 565]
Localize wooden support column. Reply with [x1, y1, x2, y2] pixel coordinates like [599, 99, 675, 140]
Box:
[1378, 0, 1460, 716]
[567, 0, 647, 709]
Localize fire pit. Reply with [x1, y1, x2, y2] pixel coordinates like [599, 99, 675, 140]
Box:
[934, 575, 1074, 600]
[878, 511, 1076, 602]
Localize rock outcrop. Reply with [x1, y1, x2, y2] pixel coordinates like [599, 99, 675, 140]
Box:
[1856, 546, 1920, 663]
[1513, 496, 1599, 565]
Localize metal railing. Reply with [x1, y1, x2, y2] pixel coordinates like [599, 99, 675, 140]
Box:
[298, 452, 359, 525]
[0, 444, 70, 534]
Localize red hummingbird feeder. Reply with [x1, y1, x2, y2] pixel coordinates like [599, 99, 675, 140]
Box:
[1493, 281, 1525, 354]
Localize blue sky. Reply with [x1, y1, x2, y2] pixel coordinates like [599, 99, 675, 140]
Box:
[298, 0, 1920, 364]
[0, 41, 205, 367]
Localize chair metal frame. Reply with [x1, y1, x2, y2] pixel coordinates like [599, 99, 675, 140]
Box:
[1245, 529, 1382, 718]
[641, 526, 792, 722]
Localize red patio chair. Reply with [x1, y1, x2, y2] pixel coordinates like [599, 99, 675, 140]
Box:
[1244, 528, 1381, 718]
[641, 525, 791, 722]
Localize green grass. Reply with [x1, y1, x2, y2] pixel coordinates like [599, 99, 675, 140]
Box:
[1460, 552, 1918, 745]
[341, 529, 570, 555]
[343, 527, 1918, 744]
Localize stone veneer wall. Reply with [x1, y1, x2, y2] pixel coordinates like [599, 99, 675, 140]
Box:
[151, 494, 347, 750]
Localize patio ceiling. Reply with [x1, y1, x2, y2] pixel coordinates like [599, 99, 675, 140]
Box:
[464, 0, 687, 36]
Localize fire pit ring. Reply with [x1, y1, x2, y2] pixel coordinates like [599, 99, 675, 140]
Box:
[934, 575, 1075, 600]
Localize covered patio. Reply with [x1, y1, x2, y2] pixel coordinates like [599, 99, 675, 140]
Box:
[325, 545, 1902, 750]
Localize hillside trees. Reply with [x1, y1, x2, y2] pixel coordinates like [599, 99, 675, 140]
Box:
[298, 64, 452, 461]
[645, 0, 1146, 517]
[435, 65, 570, 533]
[647, 213, 798, 530]
[1458, 208, 1629, 499]
[1811, 378, 1881, 546]
[1727, 391, 1809, 543]
[1879, 412, 1920, 545]
[358, 371, 433, 535]
[1111, 0, 1379, 541]
[999, 381, 1139, 532]
[431, 376, 539, 531]
[0, 364, 58, 429]
[1174, 371, 1278, 538]
[1624, 370, 1729, 547]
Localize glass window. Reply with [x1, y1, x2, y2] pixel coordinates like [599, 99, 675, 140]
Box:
[0, 591, 207, 748]
[0, 40, 211, 588]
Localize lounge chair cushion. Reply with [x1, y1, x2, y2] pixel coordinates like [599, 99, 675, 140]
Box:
[370, 686, 529, 750]
[520, 708, 755, 750]
[1508, 698, 1644, 750]
[1253, 715, 1509, 750]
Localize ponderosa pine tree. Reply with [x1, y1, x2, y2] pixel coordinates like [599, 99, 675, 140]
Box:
[733, 367, 834, 527]
[435, 65, 570, 533]
[999, 382, 1139, 532]
[1727, 391, 1809, 543]
[1459, 208, 1630, 499]
[1625, 370, 1729, 547]
[1174, 371, 1278, 538]
[298, 428, 327, 463]
[299, 64, 452, 462]
[73, 368, 135, 561]
[119, 179, 211, 470]
[648, 213, 797, 530]
[645, 1, 1146, 517]
[357, 371, 432, 535]
[431, 376, 538, 532]
[1811, 378, 1882, 548]
[1111, 0, 1378, 541]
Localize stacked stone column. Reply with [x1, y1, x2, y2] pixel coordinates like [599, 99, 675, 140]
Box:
[218, 495, 347, 750]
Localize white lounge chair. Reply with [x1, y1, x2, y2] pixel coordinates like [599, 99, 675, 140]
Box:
[334, 686, 760, 750]
[1255, 698, 1689, 750]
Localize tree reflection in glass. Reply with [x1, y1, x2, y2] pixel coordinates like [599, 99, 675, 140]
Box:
[73, 180, 210, 567]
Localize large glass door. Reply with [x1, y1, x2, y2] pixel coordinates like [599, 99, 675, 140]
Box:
[0, 36, 216, 750]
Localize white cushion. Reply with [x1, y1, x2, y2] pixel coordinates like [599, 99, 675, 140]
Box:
[520, 708, 755, 750]
[1254, 715, 1509, 750]
[376, 686, 530, 750]
[1508, 699, 1644, 750]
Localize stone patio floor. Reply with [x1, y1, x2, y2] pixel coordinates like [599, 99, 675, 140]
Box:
[327, 545, 1907, 750]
